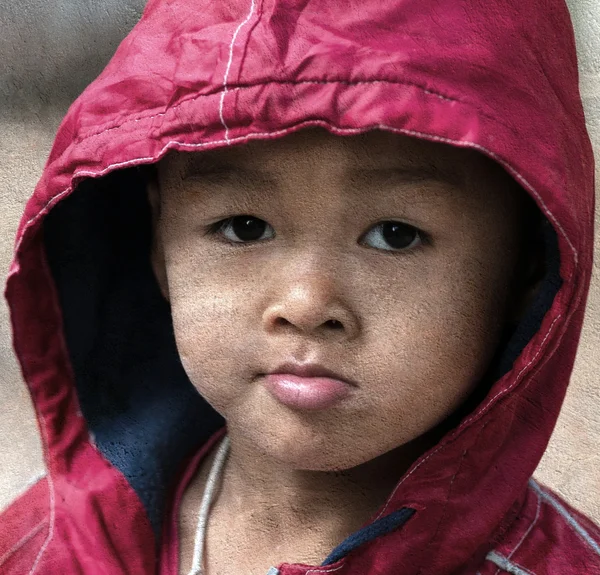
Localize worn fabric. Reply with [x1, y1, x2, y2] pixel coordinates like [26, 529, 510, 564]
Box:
[1, 0, 599, 573]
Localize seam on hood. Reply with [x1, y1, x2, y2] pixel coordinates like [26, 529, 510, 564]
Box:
[414, 419, 492, 575]
[529, 479, 600, 557]
[22, 418, 54, 575]
[219, 0, 257, 141]
[493, 485, 542, 575]
[0, 519, 48, 570]
[72, 78, 504, 145]
[485, 551, 533, 575]
[460, 312, 562, 422]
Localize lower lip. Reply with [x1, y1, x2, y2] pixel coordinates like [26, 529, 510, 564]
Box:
[262, 374, 352, 410]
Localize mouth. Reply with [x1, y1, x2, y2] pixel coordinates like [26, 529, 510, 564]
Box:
[259, 362, 357, 411]
[265, 361, 358, 387]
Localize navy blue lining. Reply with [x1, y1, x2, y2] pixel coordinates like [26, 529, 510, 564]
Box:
[44, 170, 226, 544]
[42, 165, 562, 556]
[434, 216, 562, 430]
[321, 507, 416, 565]
[484, 217, 562, 382]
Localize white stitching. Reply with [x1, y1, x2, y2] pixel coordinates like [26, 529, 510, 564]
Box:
[509, 485, 542, 557]
[219, 0, 256, 142]
[486, 551, 537, 575]
[458, 313, 561, 428]
[529, 478, 600, 557]
[73, 79, 467, 142]
[0, 519, 48, 568]
[421, 87, 456, 102]
[489, 163, 578, 265]
[8, 186, 73, 281]
[26, 412, 55, 575]
[493, 484, 542, 575]
[304, 562, 347, 574]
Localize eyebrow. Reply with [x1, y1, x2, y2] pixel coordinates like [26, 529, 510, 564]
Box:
[182, 157, 464, 190]
[347, 166, 464, 188]
[182, 157, 273, 185]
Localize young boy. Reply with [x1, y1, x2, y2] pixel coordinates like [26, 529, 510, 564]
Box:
[0, 0, 598, 574]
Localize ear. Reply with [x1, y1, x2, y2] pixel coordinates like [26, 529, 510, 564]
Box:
[507, 221, 546, 325]
[146, 175, 170, 302]
[509, 271, 543, 324]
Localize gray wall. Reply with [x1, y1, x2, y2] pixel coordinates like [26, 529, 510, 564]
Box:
[1, 0, 599, 523]
[0, 0, 148, 507]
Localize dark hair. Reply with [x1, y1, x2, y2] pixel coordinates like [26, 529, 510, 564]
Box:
[137, 162, 159, 185]
[517, 189, 546, 285]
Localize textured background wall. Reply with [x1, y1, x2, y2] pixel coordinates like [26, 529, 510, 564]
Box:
[0, 0, 598, 522]
[534, 0, 600, 520]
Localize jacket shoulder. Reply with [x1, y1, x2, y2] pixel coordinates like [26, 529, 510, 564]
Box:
[480, 478, 600, 574]
[0, 475, 51, 574]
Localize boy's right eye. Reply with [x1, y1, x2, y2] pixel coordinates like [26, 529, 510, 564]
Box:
[204, 216, 275, 243]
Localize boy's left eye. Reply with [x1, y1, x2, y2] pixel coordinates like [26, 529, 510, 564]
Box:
[360, 220, 422, 251]
[204, 215, 424, 252]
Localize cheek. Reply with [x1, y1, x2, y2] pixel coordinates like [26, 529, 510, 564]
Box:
[168, 268, 253, 411]
[372, 254, 510, 430]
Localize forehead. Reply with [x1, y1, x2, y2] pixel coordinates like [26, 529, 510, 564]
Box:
[156, 128, 526, 233]
[158, 130, 521, 209]
[165, 128, 496, 185]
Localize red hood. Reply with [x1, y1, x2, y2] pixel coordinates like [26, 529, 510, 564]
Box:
[4, 0, 595, 573]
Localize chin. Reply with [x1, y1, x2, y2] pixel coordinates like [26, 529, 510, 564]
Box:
[232, 414, 377, 472]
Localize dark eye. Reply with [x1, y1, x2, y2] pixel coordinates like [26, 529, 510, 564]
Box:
[217, 216, 275, 243]
[361, 221, 422, 251]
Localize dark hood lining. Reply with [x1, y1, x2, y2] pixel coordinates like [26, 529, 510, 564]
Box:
[43, 166, 562, 544]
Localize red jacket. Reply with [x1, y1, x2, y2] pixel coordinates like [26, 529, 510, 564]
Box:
[1, 0, 599, 573]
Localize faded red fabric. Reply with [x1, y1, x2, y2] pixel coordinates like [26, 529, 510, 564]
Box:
[1, 0, 599, 573]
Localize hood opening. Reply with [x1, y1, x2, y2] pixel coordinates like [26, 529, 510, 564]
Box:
[447, 201, 562, 426]
[44, 167, 225, 540]
[42, 158, 562, 546]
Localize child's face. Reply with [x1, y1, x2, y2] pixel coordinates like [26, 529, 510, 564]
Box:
[149, 127, 526, 471]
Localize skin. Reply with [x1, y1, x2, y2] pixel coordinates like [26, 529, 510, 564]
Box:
[147, 126, 540, 574]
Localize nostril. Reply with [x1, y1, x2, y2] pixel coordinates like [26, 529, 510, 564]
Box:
[272, 317, 343, 330]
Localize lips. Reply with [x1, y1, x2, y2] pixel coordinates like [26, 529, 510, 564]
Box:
[261, 361, 356, 410]
[267, 361, 357, 386]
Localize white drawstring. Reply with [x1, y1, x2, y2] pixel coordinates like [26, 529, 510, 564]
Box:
[185, 434, 280, 575]
[187, 435, 231, 575]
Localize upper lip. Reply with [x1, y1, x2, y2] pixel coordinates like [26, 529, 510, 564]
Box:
[266, 362, 357, 386]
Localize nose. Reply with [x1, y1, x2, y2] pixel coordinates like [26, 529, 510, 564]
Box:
[261, 271, 360, 341]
